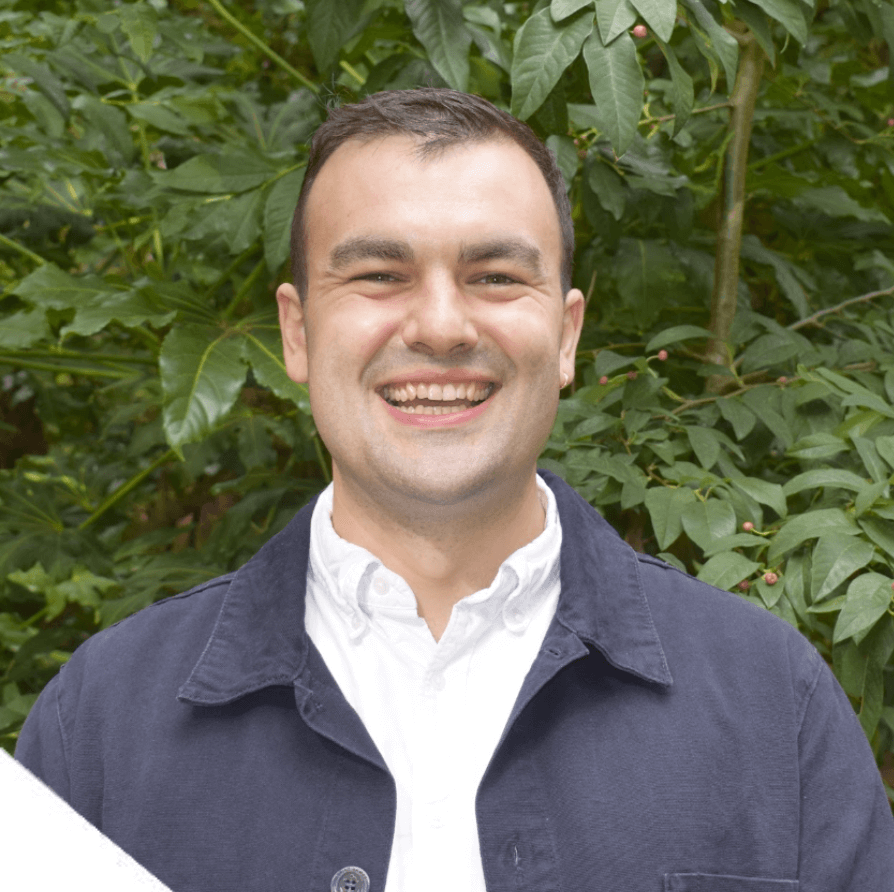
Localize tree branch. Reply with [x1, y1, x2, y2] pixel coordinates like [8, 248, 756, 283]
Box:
[789, 284, 894, 331]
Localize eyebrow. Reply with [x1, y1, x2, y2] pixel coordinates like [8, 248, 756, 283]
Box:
[327, 235, 546, 276]
[328, 237, 414, 270]
[459, 238, 544, 275]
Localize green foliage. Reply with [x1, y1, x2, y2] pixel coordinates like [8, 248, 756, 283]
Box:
[0, 0, 893, 801]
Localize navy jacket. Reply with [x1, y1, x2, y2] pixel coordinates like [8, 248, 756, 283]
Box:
[16, 471, 894, 891]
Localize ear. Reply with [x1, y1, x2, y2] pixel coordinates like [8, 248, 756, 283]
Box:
[276, 283, 309, 384]
[559, 288, 585, 387]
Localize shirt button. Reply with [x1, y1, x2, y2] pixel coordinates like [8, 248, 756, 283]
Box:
[429, 673, 446, 692]
[331, 866, 370, 892]
[373, 576, 388, 595]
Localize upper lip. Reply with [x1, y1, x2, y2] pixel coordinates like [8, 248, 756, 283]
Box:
[377, 369, 498, 391]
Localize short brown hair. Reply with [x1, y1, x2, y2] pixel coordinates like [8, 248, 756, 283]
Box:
[289, 88, 574, 302]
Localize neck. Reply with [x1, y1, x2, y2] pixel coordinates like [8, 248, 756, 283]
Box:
[329, 469, 546, 641]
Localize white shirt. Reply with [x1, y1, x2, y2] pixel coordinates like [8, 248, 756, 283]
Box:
[304, 475, 562, 892]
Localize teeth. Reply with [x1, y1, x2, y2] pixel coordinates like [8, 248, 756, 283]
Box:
[394, 403, 470, 415]
[382, 382, 493, 404]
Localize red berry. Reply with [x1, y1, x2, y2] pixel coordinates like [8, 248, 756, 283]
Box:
[763, 572, 778, 585]
[738, 580, 750, 591]
[657, 350, 668, 361]
[599, 375, 608, 385]
[777, 376, 787, 385]
[626, 370, 637, 380]
[632, 24, 648, 38]
[888, 118, 894, 127]
[742, 521, 754, 532]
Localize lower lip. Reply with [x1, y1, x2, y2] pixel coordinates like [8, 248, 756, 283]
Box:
[381, 392, 495, 427]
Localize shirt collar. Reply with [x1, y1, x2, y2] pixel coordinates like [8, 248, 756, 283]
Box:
[178, 470, 671, 705]
[307, 474, 561, 641]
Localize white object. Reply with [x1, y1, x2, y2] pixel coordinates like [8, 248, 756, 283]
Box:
[0, 749, 173, 891]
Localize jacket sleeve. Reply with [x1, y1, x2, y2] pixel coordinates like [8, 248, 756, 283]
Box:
[14, 671, 72, 804]
[797, 655, 894, 890]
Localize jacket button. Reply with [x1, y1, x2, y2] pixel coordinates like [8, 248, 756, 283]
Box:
[330, 866, 370, 892]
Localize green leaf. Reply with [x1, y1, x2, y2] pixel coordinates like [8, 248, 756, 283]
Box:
[546, 134, 579, 189]
[586, 156, 626, 220]
[796, 186, 888, 224]
[716, 398, 757, 441]
[645, 325, 712, 352]
[306, 0, 365, 71]
[702, 532, 769, 556]
[730, 477, 787, 518]
[855, 482, 887, 518]
[119, 2, 158, 63]
[160, 153, 277, 194]
[786, 432, 849, 460]
[877, 435, 894, 471]
[834, 573, 894, 644]
[852, 436, 889, 483]
[733, 1, 775, 66]
[241, 325, 309, 408]
[593, 349, 636, 376]
[264, 168, 305, 275]
[552, 0, 594, 20]
[754, 574, 784, 608]
[741, 388, 793, 448]
[629, 0, 677, 41]
[0, 309, 50, 348]
[127, 101, 191, 136]
[12, 264, 108, 309]
[583, 28, 644, 156]
[746, 0, 808, 44]
[739, 236, 810, 318]
[511, 8, 593, 120]
[4, 53, 70, 119]
[686, 425, 720, 469]
[697, 552, 761, 590]
[595, 0, 638, 44]
[768, 508, 858, 563]
[782, 468, 870, 497]
[160, 325, 247, 451]
[811, 536, 876, 601]
[653, 37, 694, 133]
[682, 0, 739, 91]
[681, 498, 737, 550]
[406, 0, 472, 92]
[861, 519, 894, 560]
[644, 485, 697, 549]
[62, 290, 176, 338]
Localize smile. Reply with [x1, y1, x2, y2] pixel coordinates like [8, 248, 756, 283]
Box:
[380, 381, 495, 416]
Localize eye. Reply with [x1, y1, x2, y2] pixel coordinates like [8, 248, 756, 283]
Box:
[355, 272, 398, 283]
[476, 273, 518, 285]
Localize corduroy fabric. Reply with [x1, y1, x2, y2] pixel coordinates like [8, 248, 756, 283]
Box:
[16, 470, 894, 891]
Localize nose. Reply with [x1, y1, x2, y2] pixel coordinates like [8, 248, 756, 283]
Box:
[400, 271, 479, 357]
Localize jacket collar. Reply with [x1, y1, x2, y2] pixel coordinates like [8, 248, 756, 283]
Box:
[178, 470, 671, 705]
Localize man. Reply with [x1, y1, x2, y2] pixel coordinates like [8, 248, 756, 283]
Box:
[16, 89, 894, 891]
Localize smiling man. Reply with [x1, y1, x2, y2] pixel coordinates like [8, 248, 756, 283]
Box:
[16, 89, 894, 892]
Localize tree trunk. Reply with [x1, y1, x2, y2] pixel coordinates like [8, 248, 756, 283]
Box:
[705, 30, 765, 393]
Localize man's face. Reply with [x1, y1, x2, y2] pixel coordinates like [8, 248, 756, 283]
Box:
[277, 135, 583, 515]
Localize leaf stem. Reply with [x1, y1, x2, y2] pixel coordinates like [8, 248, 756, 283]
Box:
[0, 233, 48, 266]
[0, 356, 136, 379]
[80, 448, 177, 530]
[204, 0, 319, 93]
[222, 258, 266, 320]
